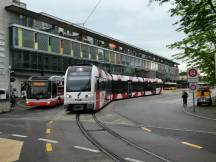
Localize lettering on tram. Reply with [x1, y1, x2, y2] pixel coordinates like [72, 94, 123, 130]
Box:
[64, 65, 163, 112]
[26, 76, 64, 107]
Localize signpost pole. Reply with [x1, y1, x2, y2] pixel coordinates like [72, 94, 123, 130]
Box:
[193, 92, 195, 112]
[187, 68, 199, 112]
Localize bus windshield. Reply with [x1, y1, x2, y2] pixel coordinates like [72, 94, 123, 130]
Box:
[66, 76, 91, 92]
[27, 81, 51, 99]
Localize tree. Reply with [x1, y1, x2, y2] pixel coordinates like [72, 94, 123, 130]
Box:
[151, 0, 216, 84]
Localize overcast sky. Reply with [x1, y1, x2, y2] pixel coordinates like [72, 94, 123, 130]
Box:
[22, 0, 186, 70]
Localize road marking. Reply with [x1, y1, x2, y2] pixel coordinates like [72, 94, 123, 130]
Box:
[141, 125, 216, 135]
[12, 134, 28, 138]
[46, 143, 53, 152]
[0, 132, 2, 134]
[46, 129, 51, 134]
[125, 157, 145, 162]
[0, 138, 23, 162]
[38, 138, 58, 144]
[181, 141, 203, 149]
[141, 127, 152, 132]
[74, 146, 100, 153]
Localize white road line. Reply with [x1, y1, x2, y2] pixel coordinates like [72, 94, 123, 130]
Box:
[12, 134, 28, 138]
[74, 146, 100, 153]
[125, 157, 145, 162]
[141, 125, 216, 135]
[38, 138, 58, 144]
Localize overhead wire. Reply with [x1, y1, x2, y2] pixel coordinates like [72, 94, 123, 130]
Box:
[83, 0, 102, 26]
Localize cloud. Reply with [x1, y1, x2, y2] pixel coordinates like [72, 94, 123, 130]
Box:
[22, 0, 184, 61]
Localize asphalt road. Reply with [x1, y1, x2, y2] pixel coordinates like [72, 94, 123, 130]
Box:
[0, 90, 216, 162]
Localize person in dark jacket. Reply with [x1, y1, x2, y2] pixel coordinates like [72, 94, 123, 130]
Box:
[10, 94, 16, 109]
[182, 90, 188, 107]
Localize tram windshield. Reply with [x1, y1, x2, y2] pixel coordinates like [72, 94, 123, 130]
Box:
[66, 67, 91, 92]
[27, 81, 51, 99]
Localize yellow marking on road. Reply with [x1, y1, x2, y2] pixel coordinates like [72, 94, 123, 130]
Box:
[46, 128, 51, 134]
[46, 143, 53, 152]
[141, 127, 152, 132]
[0, 138, 23, 162]
[181, 141, 203, 149]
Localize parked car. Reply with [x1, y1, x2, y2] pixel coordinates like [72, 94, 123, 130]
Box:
[196, 86, 212, 106]
[0, 88, 6, 100]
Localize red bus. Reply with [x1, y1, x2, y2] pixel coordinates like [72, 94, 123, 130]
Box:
[26, 76, 64, 107]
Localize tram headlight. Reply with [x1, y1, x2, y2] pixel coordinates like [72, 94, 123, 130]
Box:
[66, 94, 71, 98]
[85, 94, 92, 98]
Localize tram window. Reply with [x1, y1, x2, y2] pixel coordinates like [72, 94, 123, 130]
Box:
[72, 42, 81, 58]
[52, 82, 57, 98]
[112, 81, 123, 93]
[132, 82, 143, 92]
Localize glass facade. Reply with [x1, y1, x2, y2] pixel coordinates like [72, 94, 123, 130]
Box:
[11, 25, 178, 79]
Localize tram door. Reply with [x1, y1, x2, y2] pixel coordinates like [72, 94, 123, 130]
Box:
[128, 81, 132, 98]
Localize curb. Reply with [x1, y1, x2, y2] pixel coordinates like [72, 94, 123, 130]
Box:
[182, 107, 216, 121]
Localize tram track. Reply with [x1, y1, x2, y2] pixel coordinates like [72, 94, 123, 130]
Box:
[76, 114, 124, 162]
[76, 113, 172, 162]
[93, 114, 172, 162]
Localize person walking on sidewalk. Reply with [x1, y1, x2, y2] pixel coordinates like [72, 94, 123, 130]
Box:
[182, 90, 188, 107]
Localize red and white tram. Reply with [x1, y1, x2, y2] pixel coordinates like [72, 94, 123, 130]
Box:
[64, 65, 163, 112]
[26, 76, 64, 107]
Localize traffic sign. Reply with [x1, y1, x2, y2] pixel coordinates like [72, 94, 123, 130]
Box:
[189, 82, 197, 93]
[187, 68, 199, 83]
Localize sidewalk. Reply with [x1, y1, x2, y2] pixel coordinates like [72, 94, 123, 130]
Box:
[184, 106, 216, 120]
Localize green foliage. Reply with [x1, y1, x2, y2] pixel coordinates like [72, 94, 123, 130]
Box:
[152, 0, 216, 85]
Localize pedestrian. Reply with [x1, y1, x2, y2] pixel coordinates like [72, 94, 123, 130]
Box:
[182, 90, 188, 107]
[10, 93, 16, 110]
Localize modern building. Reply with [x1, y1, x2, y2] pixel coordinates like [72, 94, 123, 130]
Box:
[0, 0, 179, 97]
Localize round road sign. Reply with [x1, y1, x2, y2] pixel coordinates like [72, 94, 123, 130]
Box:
[190, 84, 197, 91]
[188, 68, 198, 78]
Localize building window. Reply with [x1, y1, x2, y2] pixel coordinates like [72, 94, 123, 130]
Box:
[72, 42, 80, 58]
[81, 44, 89, 59]
[38, 33, 48, 51]
[98, 49, 104, 63]
[51, 37, 60, 53]
[23, 29, 34, 49]
[104, 50, 110, 63]
[90, 46, 97, 60]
